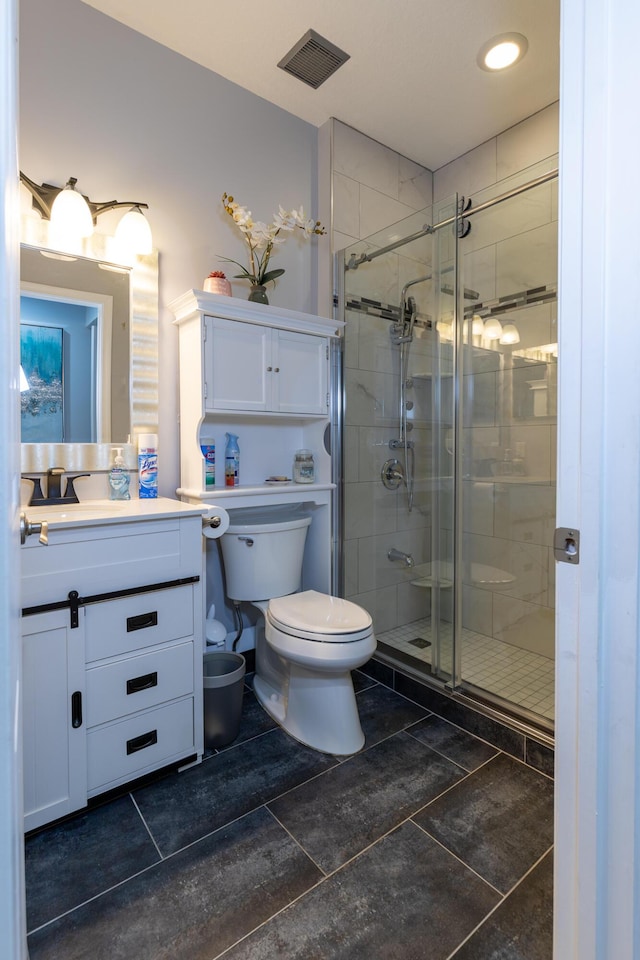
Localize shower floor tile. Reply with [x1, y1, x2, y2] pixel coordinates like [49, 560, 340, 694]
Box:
[377, 618, 555, 721]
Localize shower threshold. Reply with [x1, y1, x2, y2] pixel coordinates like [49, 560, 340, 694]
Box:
[376, 618, 554, 723]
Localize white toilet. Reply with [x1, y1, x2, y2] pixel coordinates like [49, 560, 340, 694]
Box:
[220, 507, 376, 755]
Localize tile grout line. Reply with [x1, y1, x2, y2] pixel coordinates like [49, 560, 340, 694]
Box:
[264, 806, 329, 877]
[410, 817, 505, 898]
[442, 843, 555, 960]
[130, 792, 163, 860]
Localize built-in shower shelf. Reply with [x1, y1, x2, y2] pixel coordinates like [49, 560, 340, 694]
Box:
[411, 577, 453, 590]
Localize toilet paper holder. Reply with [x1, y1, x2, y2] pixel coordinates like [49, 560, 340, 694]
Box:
[204, 515, 222, 529]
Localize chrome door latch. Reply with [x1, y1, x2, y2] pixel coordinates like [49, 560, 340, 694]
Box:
[554, 527, 580, 564]
[19, 511, 48, 545]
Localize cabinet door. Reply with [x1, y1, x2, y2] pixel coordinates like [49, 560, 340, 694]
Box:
[22, 608, 87, 831]
[274, 330, 328, 415]
[206, 316, 271, 411]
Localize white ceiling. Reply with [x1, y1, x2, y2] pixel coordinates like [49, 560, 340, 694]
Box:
[79, 0, 560, 171]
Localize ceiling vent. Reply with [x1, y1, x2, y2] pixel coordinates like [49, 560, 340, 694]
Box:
[277, 29, 350, 89]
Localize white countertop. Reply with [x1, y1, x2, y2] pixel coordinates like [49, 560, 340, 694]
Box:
[21, 497, 208, 528]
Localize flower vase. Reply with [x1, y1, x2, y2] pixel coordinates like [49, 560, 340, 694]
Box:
[248, 284, 269, 305]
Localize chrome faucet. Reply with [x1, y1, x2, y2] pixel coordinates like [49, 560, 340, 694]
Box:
[22, 468, 89, 507]
[387, 548, 414, 568]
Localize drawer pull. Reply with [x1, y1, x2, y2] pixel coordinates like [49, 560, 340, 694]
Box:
[126, 671, 158, 695]
[126, 610, 158, 632]
[126, 729, 158, 755]
[71, 691, 83, 728]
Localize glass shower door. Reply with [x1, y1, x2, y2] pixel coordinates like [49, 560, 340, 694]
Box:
[456, 168, 557, 726]
[339, 198, 458, 683]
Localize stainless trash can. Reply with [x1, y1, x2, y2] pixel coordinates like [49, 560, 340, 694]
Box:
[203, 651, 246, 749]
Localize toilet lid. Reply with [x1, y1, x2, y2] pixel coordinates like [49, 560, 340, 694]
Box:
[268, 590, 373, 643]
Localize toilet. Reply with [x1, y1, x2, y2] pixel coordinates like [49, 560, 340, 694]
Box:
[220, 507, 376, 755]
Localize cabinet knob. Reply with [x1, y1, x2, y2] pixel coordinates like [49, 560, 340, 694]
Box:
[266, 366, 273, 372]
[274, 367, 280, 373]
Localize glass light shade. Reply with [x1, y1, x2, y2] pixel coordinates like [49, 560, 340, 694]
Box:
[500, 323, 520, 345]
[114, 207, 153, 258]
[19, 365, 30, 392]
[483, 318, 503, 340]
[471, 314, 484, 336]
[50, 184, 93, 239]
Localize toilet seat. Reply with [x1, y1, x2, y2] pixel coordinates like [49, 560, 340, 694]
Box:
[267, 590, 373, 643]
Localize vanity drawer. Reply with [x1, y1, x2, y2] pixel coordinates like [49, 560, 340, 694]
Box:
[86, 641, 194, 727]
[87, 697, 194, 792]
[85, 584, 194, 661]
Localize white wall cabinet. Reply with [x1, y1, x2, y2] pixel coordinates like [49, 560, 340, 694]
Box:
[171, 290, 342, 499]
[205, 317, 328, 416]
[20, 500, 204, 831]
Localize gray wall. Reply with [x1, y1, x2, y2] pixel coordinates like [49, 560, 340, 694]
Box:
[19, 0, 319, 496]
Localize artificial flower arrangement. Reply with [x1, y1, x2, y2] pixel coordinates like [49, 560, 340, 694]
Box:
[221, 192, 326, 300]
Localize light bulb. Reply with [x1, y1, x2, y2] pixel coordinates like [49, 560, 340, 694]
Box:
[49, 180, 93, 252]
[478, 33, 528, 72]
[500, 323, 520, 345]
[114, 206, 153, 260]
[483, 318, 503, 340]
[471, 314, 484, 336]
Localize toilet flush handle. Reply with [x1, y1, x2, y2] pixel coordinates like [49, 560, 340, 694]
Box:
[238, 536, 254, 547]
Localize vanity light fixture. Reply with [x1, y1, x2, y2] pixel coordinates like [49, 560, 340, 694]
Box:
[19, 171, 152, 256]
[477, 33, 528, 72]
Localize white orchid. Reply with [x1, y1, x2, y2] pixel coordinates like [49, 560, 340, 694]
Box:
[221, 192, 326, 289]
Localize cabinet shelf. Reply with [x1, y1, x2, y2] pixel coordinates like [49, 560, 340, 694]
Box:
[177, 482, 335, 502]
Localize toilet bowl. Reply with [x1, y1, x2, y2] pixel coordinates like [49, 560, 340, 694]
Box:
[220, 508, 376, 755]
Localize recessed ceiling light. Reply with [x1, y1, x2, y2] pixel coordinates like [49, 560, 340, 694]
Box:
[477, 33, 528, 72]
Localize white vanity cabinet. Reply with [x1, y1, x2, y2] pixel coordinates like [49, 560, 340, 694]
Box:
[20, 500, 204, 832]
[204, 316, 328, 415]
[22, 607, 87, 833]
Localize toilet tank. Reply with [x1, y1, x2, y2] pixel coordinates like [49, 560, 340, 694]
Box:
[221, 507, 312, 601]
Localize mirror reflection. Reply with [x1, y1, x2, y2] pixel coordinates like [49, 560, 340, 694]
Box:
[20, 244, 131, 444]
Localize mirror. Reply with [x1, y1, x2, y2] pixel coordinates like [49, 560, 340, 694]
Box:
[20, 246, 130, 443]
[20, 241, 158, 473]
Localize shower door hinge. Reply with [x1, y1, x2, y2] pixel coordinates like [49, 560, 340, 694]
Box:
[554, 527, 580, 564]
[326, 392, 330, 408]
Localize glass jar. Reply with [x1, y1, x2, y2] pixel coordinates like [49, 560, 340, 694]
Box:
[293, 449, 315, 483]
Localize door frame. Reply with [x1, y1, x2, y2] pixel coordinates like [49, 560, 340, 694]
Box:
[0, 0, 27, 956]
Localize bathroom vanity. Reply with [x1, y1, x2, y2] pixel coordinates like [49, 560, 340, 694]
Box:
[20, 498, 205, 832]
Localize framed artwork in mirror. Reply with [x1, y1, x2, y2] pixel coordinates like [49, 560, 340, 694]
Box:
[20, 323, 64, 442]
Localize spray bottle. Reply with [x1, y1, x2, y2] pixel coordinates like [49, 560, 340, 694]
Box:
[225, 433, 240, 487]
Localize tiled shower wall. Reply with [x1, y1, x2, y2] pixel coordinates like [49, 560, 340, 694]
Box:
[322, 120, 436, 632]
[324, 106, 559, 655]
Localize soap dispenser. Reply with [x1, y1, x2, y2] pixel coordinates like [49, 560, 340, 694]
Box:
[108, 447, 131, 500]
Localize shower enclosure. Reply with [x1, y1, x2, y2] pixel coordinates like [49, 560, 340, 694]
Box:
[337, 158, 558, 733]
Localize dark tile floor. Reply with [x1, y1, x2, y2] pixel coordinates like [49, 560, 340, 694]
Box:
[25, 671, 554, 960]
